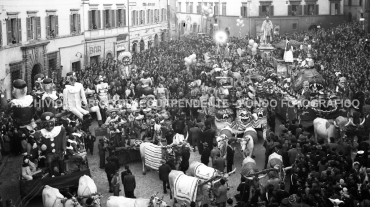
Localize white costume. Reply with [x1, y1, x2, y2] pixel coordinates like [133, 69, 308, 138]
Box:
[96, 81, 109, 108]
[63, 82, 89, 119]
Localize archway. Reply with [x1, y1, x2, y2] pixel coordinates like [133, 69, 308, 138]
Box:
[140, 39, 145, 52]
[106, 53, 113, 60]
[154, 34, 159, 47]
[31, 64, 42, 89]
[132, 43, 138, 53]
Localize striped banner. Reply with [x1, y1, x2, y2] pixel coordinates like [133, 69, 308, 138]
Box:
[144, 144, 163, 170]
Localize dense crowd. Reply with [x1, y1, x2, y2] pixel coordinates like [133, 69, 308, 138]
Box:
[1, 20, 370, 207]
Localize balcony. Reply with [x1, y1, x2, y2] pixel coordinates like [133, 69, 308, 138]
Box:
[84, 27, 128, 40]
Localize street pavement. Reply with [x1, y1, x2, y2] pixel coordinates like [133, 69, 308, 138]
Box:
[1, 116, 282, 207]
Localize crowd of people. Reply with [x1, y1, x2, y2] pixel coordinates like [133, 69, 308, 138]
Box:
[1, 19, 370, 207]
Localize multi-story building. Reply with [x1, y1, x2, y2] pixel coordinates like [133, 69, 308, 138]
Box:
[82, 0, 129, 65]
[344, 0, 370, 32]
[0, 0, 84, 100]
[176, 0, 346, 38]
[128, 0, 168, 53]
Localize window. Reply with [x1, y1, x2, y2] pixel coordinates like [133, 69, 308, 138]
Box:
[136, 11, 139, 25]
[70, 13, 81, 34]
[214, 3, 219, 15]
[103, 10, 115, 28]
[330, 3, 340, 15]
[150, 10, 154, 23]
[259, 5, 274, 16]
[147, 10, 150, 23]
[6, 18, 22, 45]
[10, 62, 22, 85]
[154, 9, 159, 23]
[72, 61, 81, 72]
[89, 10, 101, 30]
[209, 3, 213, 13]
[138, 10, 142, 25]
[178, 2, 181, 12]
[304, 4, 318, 15]
[190, 2, 193, 13]
[47, 52, 58, 80]
[293, 23, 297, 30]
[186, 2, 189, 13]
[241, 4, 247, 17]
[197, 2, 202, 14]
[164, 9, 167, 21]
[288, 5, 302, 16]
[117, 9, 126, 27]
[222, 3, 226, 15]
[27, 17, 41, 40]
[46, 15, 59, 38]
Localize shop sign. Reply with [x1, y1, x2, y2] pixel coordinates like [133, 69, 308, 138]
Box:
[88, 42, 104, 56]
[116, 42, 126, 51]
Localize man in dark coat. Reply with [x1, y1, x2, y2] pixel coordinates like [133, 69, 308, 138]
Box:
[201, 143, 211, 166]
[172, 114, 186, 135]
[85, 132, 96, 155]
[203, 124, 216, 150]
[188, 124, 202, 152]
[98, 138, 106, 169]
[105, 157, 118, 193]
[226, 141, 234, 173]
[123, 171, 136, 198]
[109, 150, 120, 169]
[158, 160, 172, 194]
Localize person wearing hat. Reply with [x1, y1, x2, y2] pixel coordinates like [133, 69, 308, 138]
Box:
[42, 78, 59, 114]
[10, 79, 37, 130]
[35, 112, 67, 176]
[158, 159, 172, 194]
[105, 156, 118, 193]
[63, 72, 90, 120]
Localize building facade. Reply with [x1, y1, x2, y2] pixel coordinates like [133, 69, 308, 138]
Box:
[128, 0, 169, 53]
[343, 0, 370, 32]
[0, 0, 84, 100]
[82, 0, 130, 66]
[176, 0, 346, 38]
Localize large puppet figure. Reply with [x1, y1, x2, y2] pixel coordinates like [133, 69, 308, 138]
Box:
[36, 112, 66, 176]
[42, 78, 59, 114]
[10, 79, 37, 132]
[63, 72, 89, 120]
[95, 76, 109, 109]
[260, 16, 273, 45]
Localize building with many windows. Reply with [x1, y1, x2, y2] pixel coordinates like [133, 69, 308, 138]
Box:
[344, 0, 370, 32]
[128, 0, 168, 53]
[82, 0, 130, 65]
[176, 0, 346, 38]
[0, 0, 84, 100]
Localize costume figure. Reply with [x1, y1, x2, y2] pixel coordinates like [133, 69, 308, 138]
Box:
[302, 81, 311, 99]
[63, 72, 89, 120]
[42, 78, 59, 114]
[36, 112, 67, 176]
[283, 39, 294, 63]
[10, 79, 37, 131]
[85, 85, 103, 126]
[96, 76, 110, 108]
[336, 77, 348, 99]
[261, 16, 273, 45]
[118, 52, 133, 80]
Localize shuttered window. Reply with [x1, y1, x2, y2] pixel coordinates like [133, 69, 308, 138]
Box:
[241, 4, 247, 17]
[89, 10, 101, 30]
[7, 18, 22, 44]
[46, 15, 59, 38]
[103, 10, 112, 28]
[259, 5, 274, 17]
[117, 9, 126, 27]
[197, 3, 201, 14]
[214, 3, 219, 15]
[147, 10, 150, 24]
[150, 10, 154, 23]
[27, 17, 40, 40]
[222, 3, 226, 15]
[70, 13, 81, 34]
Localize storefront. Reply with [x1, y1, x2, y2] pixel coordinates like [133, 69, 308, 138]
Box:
[115, 41, 127, 58]
[86, 40, 104, 66]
